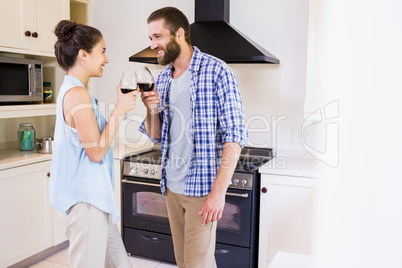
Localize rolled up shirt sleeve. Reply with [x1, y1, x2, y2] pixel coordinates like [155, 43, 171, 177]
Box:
[216, 66, 249, 148]
[138, 119, 162, 144]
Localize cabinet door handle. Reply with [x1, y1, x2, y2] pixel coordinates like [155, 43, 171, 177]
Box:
[47, 172, 51, 177]
[261, 187, 268, 194]
[25, 31, 31, 37]
[32, 32, 38, 38]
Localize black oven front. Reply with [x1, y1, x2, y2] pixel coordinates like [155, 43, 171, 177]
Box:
[122, 174, 257, 268]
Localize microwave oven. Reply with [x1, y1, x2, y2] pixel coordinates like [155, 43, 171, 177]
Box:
[0, 56, 43, 103]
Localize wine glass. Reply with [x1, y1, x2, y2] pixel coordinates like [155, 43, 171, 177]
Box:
[120, 72, 137, 120]
[135, 67, 164, 114]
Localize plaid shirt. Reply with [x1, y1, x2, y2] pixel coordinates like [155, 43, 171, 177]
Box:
[139, 47, 248, 197]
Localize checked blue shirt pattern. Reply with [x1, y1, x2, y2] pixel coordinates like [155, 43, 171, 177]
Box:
[139, 47, 248, 197]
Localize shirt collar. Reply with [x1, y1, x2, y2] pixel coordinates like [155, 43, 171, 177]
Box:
[188, 46, 202, 72]
[164, 46, 202, 76]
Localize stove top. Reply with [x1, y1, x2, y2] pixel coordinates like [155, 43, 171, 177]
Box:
[123, 147, 273, 183]
[124, 147, 272, 168]
[236, 156, 271, 173]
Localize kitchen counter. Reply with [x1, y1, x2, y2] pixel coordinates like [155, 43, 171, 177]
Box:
[268, 251, 314, 268]
[259, 150, 324, 178]
[0, 147, 52, 170]
[0, 139, 153, 171]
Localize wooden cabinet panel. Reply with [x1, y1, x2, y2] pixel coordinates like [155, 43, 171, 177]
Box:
[0, 161, 53, 267]
[0, 0, 69, 56]
[259, 174, 319, 267]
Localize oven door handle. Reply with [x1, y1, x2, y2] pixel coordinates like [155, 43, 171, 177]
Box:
[122, 178, 160, 188]
[122, 179, 248, 198]
[226, 192, 249, 198]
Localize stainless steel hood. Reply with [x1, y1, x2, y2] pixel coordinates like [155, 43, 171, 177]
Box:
[129, 0, 279, 64]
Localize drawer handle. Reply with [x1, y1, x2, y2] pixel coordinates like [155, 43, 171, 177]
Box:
[140, 234, 163, 243]
[25, 31, 31, 37]
[215, 248, 230, 254]
[261, 187, 268, 194]
[47, 172, 51, 177]
[32, 32, 38, 38]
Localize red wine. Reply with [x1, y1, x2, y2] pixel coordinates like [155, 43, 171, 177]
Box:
[121, 88, 135, 94]
[138, 82, 154, 92]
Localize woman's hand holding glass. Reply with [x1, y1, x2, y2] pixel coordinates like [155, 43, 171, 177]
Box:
[117, 72, 139, 120]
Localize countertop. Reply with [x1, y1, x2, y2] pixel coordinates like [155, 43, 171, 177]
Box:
[268, 251, 314, 268]
[0, 139, 153, 171]
[259, 150, 324, 178]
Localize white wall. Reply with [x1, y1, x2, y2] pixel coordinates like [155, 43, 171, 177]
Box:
[312, 0, 402, 267]
[89, 0, 309, 152]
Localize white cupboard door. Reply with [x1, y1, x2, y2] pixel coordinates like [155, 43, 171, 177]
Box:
[259, 174, 319, 267]
[0, 0, 32, 49]
[0, 0, 69, 54]
[31, 0, 70, 53]
[0, 161, 53, 268]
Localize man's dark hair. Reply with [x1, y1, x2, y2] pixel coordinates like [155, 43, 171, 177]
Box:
[147, 6, 191, 45]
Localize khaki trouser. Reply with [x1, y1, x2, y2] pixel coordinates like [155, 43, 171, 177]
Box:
[58, 203, 131, 268]
[165, 188, 217, 268]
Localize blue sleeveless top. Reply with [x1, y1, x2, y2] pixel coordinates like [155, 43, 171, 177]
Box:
[49, 75, 118, 223]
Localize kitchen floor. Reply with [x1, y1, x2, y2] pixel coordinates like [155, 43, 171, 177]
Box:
[28, 247, 177, 268]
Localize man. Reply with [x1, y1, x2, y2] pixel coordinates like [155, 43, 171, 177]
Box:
[139, 6, 248, 268]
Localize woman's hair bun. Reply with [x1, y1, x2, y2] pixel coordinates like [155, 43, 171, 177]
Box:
[54, 20, 80, 42]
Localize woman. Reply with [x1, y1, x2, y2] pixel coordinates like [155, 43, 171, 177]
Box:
[49, 20, 136, 268]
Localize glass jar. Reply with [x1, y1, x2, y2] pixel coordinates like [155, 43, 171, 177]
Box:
[17, 123, 35, 151]
[43, 82, 53, 103]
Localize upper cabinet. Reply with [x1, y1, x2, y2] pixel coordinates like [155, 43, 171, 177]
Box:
[0, 0, 70, 57]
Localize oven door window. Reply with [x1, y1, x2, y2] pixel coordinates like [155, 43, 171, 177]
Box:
[216, 189, 253, 247]
[218, 202, 241, 231]
[134, 192, 168, 218]
[122, 177, 171, 235]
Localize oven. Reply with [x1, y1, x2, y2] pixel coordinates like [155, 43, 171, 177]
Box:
[122, 147, 272, 268]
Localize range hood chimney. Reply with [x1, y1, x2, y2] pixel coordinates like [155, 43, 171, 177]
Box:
[129, 0, 279, 64]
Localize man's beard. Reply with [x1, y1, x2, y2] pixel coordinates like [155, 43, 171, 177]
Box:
[156, 36, 181, 66]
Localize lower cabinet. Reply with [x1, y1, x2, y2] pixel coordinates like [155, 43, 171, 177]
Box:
[0, 160, 67, 267]
[259, 174, 319, 267]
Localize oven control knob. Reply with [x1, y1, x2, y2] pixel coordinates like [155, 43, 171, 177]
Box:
[130, 167, 137, 174]
[150, 170, 155, 175]
[143, 169, 149, 175]
[233, 179, 240, 185]
[241, 179, 248, 186]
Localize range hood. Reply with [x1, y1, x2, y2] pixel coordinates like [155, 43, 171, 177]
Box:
[129, 0, 279, 64]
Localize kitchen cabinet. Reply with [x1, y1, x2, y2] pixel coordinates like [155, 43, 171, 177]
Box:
[0, 0, 69, 57]
[259, 173, 319, 268]
[0, 161, 53, 267]
[0, 160, 68, 267]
